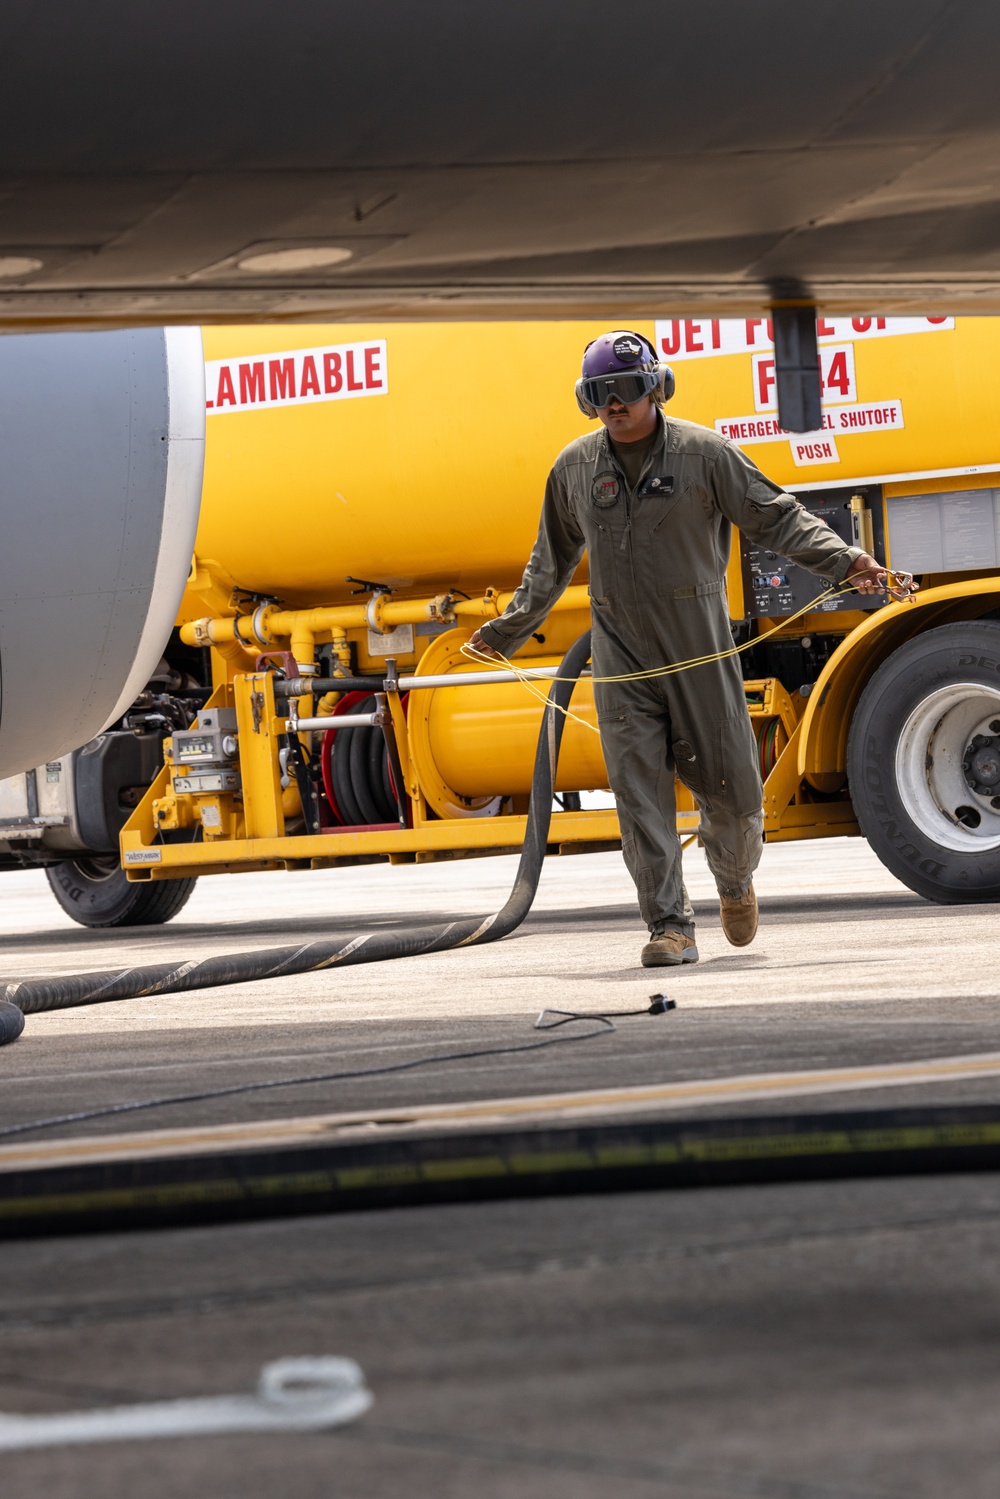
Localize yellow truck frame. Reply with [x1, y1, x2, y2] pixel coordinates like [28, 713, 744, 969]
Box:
[118, 316, 1000, 907]
[119, 571, 997, 888]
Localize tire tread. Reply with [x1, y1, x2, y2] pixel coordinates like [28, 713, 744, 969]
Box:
[45, 861, 197, 928]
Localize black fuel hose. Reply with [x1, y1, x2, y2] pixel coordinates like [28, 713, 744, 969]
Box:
[0, 632, 592, 1040]
[326, 693, 401, 826]
[279, 674, 385, 696]
[0, 1003, 24, 1045]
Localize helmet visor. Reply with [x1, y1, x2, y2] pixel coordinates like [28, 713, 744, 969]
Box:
[577, 368, 661, 409]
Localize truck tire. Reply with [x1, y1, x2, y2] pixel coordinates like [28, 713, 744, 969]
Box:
[847, 621, 1000, 903]
[45, 857, 197, 928]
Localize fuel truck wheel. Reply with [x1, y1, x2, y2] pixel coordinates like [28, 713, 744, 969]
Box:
[847, 621, 1000, 903]
[45, 856, 198, 928]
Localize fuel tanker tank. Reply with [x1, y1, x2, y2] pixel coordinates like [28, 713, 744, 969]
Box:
[191, 323, 603, 611]
[191, 313, 1000, 614]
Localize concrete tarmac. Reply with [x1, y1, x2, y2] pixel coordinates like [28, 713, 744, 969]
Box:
[1, 836, 1000, 1136]
[2, 837, 1000, 1495]
[3, 1176, 1000, 1497]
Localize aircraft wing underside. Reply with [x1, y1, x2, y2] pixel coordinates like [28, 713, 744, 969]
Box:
[0, 1, 998, 326]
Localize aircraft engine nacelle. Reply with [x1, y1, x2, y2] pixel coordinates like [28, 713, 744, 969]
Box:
[0, 327, 205, 779]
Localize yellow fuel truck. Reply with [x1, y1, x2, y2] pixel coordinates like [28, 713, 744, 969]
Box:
[11, 316, 1000, 924]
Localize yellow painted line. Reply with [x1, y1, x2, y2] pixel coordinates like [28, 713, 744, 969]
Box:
[3, 1050, 1000, 1177]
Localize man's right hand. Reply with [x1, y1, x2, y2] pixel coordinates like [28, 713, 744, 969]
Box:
[846, 552, 919, 600]
[466, 629, 504, 662]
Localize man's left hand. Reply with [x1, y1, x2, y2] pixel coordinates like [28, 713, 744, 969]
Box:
[845, 553, 919, 599]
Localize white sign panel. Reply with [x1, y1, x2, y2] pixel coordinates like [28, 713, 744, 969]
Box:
[789, 435, 840, 467]
[655, 314, 930, 470]
[749, 344, 857, 412]
[654, 316, 954, 362]
[716, 401, 904, 446]
[206, 340, 388, 413]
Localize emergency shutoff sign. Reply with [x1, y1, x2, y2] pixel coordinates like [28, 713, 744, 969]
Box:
[655, 317, 954, 472]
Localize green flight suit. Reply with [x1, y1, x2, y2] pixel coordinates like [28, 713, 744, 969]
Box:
[477, 409, 861, 938]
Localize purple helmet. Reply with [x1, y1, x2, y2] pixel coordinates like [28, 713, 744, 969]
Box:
[575, 330, 674, 417]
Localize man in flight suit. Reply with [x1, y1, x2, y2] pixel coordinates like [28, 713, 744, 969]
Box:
[469, 329, 888, 966]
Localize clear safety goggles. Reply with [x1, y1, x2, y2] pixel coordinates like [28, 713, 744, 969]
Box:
[576, 367, 661, 409]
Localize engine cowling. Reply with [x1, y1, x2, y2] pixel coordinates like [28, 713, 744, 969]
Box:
[0, 326, 204, 779]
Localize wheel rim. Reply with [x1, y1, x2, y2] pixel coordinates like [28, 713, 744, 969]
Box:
[895, 682, 1000, 852]
[70, 854, 121, 882]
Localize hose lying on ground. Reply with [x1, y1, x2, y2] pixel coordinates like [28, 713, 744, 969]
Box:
[0, 1003, 24, 1046]
[0, 632, 593, 1044]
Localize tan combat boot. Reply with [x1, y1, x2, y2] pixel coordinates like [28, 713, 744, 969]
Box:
[641, 932, 699, 967]
[720, 883, 758, 946]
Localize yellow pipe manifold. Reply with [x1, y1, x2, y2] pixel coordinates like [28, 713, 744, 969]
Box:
[180, 586, 592, 671]
[180, 588, 601, 818]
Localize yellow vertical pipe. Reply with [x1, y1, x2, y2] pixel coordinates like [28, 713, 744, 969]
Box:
[234, 673, 286, 840]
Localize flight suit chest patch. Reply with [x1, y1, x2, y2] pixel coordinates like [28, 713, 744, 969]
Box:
[591, 472, 621, 507]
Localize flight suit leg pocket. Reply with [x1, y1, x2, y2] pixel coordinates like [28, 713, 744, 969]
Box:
[674, 715, 761, 812]
[671, 737, 702, 795]
[715, 712, 763, 813]
[595, 703, 632, 792]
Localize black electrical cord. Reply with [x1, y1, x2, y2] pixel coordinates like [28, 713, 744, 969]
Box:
[284, 732, 321, 836]
[0, 1015, 626, 1141]
[536, 995, 677, 1029]
[0, 632, 593, 1039]
[0, 993, 677, 1141]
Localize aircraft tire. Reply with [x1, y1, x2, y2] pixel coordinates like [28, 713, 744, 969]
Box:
[45, 857, 197, 928]
[847, 621, 1000, 903]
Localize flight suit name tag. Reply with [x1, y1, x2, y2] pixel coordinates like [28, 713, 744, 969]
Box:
[637, 475, 674, 497]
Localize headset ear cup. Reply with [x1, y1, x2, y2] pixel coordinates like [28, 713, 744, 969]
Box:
[574, 380, 598, 419]
[659, 364, 675, 403]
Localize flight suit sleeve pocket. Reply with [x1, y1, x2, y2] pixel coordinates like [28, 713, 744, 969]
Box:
[743, 479, 796, 521]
